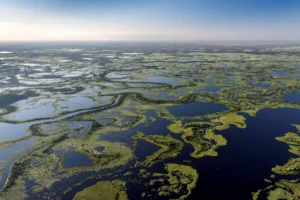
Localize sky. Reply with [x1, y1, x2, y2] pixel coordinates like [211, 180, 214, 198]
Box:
[0, 0, 300, 41]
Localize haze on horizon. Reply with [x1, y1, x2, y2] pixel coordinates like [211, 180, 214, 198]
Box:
[0, 0, 300, 42]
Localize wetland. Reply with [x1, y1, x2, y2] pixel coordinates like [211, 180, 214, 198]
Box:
[0, 42, 300, 199]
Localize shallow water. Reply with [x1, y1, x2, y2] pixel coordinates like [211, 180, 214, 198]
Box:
[284, 91, 300, 103]
[0, 95, 121, 141]
[202, 85, 227, 92]
[0, 138, 35, 190]
[205, 77, 215, 84]
[272, 71, 289, 76]
[256, 83, 271, 88]
[120, 76, 180, 85]
[0, 122, 35, 141]
[62, 151, 94, 168]
[144, 76, 180, 85]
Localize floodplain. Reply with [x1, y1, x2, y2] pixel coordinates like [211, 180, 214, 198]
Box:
[0, 42, 300, 199]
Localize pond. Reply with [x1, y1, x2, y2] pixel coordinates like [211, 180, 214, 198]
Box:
[62, 151, 94, 168]
[283, 91, 300, 103]
[134, 140, 160, 162]
[255, 83, 271, 88]
[272, 71, 289, 77]
[202, 85, 227, 92]
[168, 101, 229, 117]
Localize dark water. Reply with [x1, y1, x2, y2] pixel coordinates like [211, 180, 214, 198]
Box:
[188, 108, 300, 200]
[15, 105, 300, 199]
[62, 151, 94, 168]
[101, 108, 300, 200]
[284, 91, 300, 103]
[99, 110, 173, 144]
[51, 107, 300, 200]
[169, 101, 229, 117]
[135, 140, 160, 161]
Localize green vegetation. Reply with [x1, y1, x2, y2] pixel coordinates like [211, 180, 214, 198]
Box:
[254, 123, 300, 200]
[253, 180, 300, 200]
[168, 120, 227, 158]
[133, 132, 183, 167]
[167, 121, 183, 134]
[2, 44, 300, 199]
[272, 157, 300, 175]
[213, 113, 247, 131]
[73, 180, 128, 200]
[157, 164, 199, 199]
[276, 132, 300, 156]
[57, 140, 133, 172]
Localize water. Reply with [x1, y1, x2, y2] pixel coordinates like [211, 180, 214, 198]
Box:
[284, 91, 300, 103]
[169, 102, 229, 117]
[65, 121, 93, 136]
[0, 95, 121, 141]
[0, 139, 34, 164]
[5, 103, 55, 121]
[121, 76, 180, 85]
[96, 118, 113, 125]
[188, 108, 300, 200]
[272, 72, 289, 76]
[106, 72, 130, 79]
[4, 95, 104, 121]
[62, 151, 94, 168]
[0, 138, 35, 190]
[99, 110, 173, 143]
[0, 122, 35, 141]
[202, 85, 227, 92]
[135, 140, 160, 161]
[205, 78, 215, 84]
[144, 76, 180, 85]
[178, 58, 204, 63]
[256, 83, 271, 88]
[26, 106, 300, 200]
[151, 92, 177, 100]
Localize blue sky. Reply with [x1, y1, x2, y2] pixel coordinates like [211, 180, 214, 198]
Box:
[0, 0, 300, 41]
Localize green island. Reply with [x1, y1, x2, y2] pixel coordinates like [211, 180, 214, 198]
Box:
[73, 180, 128, 200]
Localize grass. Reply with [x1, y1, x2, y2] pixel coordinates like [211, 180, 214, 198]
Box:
[276, 132, 300, 156]
[157, 163, 199, 199]
[292, 124, 300, 132]
[57, 139, 133, 172]
[272, 157, 300, 175]
[182, 126, 227, 158]
[167, 121, 183, 134]
[73, 180, 128, 200]
[213, 112, 246, 131]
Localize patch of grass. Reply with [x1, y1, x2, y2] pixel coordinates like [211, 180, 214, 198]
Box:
[73, 180, 128, 200]
[213, 112, 246, 130]
[272, 157, 300, 175]
[157, 163, 199, 199]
